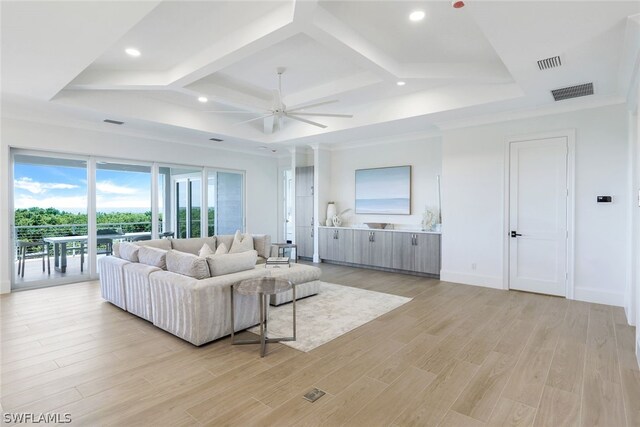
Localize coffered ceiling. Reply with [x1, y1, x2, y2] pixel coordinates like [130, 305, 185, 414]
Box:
[2, 1, 639, 150]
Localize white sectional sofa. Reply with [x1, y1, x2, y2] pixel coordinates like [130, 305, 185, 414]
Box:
[98, 234, 321, 346]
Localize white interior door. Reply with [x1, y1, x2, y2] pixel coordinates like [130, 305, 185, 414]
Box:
[509, 137, 568, 296]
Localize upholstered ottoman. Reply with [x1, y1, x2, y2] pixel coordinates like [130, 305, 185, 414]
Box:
[267, 263, 321, 306]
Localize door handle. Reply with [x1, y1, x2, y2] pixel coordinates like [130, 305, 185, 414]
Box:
[510, 231, 522, 238]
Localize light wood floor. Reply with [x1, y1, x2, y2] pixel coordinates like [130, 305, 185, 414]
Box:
[1, 262, 639, 426]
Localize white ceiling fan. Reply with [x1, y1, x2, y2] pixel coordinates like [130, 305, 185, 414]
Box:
[203, 68, 353, 133]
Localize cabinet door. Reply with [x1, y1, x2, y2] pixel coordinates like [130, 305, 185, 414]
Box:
[318, 228, 331, 260]
[415, 234, 441, 274]
[353, 230, 372, 265]
[335, 229, 354, 263]
[369, 231, 393, 268]
[295, 166, 314, 197]
[392, 232, 415, 271]
[295, 196, 313, 228]
[296, 226, 313, 258]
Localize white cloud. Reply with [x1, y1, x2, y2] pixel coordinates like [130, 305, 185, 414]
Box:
[14, 195, 87, 210]
[14, 177, 78, 194]
[96, 181, 137, 195]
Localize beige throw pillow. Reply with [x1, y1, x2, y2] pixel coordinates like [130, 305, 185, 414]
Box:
[198, 244, 214, 257]
[166, 250, 210, 279]
[119, 242, 140, 262]
[215, 242, 229, 255]
[229, 230, 254, 254]
[138, 246, 167, 269]
[206, 250, 258, 276]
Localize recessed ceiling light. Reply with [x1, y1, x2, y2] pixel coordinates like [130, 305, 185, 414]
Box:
[198, 96, 208, 103]
[397, 81, 406, 86]
[125, 48, 141, 57]
[409, 10, 425, 21]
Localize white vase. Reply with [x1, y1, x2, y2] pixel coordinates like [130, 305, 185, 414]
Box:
[326, 203, 336, 226]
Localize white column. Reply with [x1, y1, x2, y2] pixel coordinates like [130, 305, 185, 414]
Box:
[311, 144, 331, 263]
[0, 142, 12, 293]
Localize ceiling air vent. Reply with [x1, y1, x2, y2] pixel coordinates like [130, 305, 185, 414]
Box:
[537, 55, 562, 70]
[551, 83, 594, 101]
[209, 137, 223, 142]
[103, 119, 124, 125]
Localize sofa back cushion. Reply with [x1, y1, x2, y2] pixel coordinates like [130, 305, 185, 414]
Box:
[166, 250, 210, 279]
[207, 250, 258, 277]
[138, 246, 167, 269]
[170, 237, 217, 255]
[135, 239, 172, 251]
[119, 242, 140, 262]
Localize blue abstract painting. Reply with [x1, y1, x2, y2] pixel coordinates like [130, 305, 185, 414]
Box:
[355, 166, 411, 214]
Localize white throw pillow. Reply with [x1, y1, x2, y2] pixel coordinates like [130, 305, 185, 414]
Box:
[119, 242, 140, 262]
[215, 242, 229, 255]
[206, 250, 258, 277]
[229, 230, 254, 254]
[198, 243, 214, 257]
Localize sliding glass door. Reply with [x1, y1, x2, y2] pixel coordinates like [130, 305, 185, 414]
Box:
[11, 151, 246, 289]
[13, 154, 88, 288]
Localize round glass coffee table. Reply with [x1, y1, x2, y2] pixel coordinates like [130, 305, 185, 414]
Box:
[230, 277, 296, 357]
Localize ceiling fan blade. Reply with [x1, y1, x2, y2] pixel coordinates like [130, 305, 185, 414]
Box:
[234, 114, 274, 126]
[288, 100, 339, 112]
[285, 113, 327, 129]
[203, 110, 269, 114]
[287, 112, 353, 118]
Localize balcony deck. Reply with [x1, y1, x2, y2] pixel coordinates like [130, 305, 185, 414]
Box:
[12, 254, 108, 286]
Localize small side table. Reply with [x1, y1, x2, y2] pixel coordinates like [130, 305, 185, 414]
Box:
[230, 277, 296, 357]
[272, 243, 298, 262]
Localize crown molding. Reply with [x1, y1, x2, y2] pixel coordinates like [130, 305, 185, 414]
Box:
[326, 129, 442, 151]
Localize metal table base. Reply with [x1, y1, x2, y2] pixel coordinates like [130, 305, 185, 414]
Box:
[230, 283, 296, 357]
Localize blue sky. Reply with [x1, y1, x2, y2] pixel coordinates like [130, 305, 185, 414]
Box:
[14, 164, 151, 213]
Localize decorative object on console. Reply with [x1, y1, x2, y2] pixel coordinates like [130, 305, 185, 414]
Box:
[422, 207, 440, 231]
[365, 222, 389, 229]
[355, 166, 411, 214]
[332, 208, 352, 227]
[326, 202, 336, 226]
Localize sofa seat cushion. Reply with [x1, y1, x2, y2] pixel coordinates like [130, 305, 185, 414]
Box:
[207, 250, 258, 277]
[267, 263, 322, 284]
[166, 250, 210, 279]
[138, 246, 167, 269]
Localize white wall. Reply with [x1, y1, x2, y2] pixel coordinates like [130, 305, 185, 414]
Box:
[441, 104, 631, 306]
[0, 118, 280, 293]
[328, 136, 442, 228]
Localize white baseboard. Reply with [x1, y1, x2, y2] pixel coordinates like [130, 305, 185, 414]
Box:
[440, 270, 504, 290]
[574, 287, 624, 307]
[0, 279, 11, 294]
[625, 304, 636, 326]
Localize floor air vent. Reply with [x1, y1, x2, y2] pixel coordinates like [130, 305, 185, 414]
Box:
[551, 83, 593, 101]
[537, 56, 562, 70]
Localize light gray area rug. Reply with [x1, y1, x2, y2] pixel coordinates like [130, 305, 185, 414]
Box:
[248, 282, 412, 352]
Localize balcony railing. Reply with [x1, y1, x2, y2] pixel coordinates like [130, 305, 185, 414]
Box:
[14, 221, 157, 243]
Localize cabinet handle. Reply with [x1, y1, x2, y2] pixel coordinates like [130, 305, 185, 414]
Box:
[336, 231, 339, 240]
[371, 232, 375, 243]
[311, 217, 314, 227]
